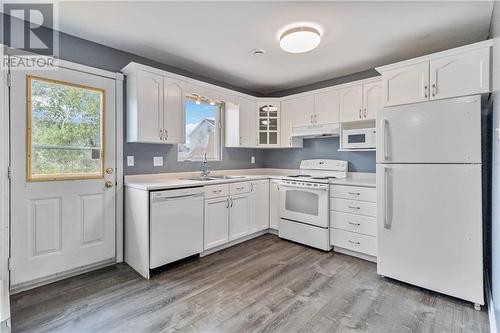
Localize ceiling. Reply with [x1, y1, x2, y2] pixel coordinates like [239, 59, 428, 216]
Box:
[54, 1, 493, 95]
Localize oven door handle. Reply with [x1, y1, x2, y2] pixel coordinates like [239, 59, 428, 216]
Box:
[279, 183, 328, 191]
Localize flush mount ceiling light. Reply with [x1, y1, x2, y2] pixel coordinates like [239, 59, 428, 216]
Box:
[279, 26, 321, 53]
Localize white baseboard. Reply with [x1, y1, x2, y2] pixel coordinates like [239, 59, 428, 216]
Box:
[201, 229, 270, 257]
[333, 246, 377, 263]
[486, 273, 498, 333]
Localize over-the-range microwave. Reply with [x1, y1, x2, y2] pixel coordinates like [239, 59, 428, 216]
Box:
[342, 128, 376, 149]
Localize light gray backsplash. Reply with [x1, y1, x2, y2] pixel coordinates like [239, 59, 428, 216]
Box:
[261, 137, 376, 173]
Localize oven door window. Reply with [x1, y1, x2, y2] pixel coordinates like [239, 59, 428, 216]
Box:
[348, 134, 366, 143]
[285, 190, 319, 216]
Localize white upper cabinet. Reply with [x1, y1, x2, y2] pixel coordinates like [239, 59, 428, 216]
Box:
[123, 63, 185, 144]
[429, 47, 490, 100]
[257, 101, 281, 147]
[225, 97, 257, 148]
[340, 84, 363, 122]
[377, 40, 492, 107]
[290, 95, 315, 127]
[280, 99, 303, 148]
[363, 80, 383, 120]
[163, 78, 185, 144]
[381, 62, 429, 107]
[314, 89, 340, 124]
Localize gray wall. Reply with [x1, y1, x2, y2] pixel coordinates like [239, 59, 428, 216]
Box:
[490, 1, 500, 326]
[262, 137, 376, 172]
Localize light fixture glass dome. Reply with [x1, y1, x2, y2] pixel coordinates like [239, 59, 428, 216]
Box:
[279, 26, 321, 53]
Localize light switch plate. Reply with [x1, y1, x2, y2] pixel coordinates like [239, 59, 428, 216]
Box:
[153, 156, 163, 167]
[251, 156, 255, 164]
[127, 156, 134, 166]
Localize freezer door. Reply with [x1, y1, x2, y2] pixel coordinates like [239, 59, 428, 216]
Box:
[376, 164, 483, 304]
[377, 95, 481, 164]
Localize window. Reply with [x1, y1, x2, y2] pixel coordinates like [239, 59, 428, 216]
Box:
[27, 76, 105, 181]
[178, 96, 222, 161]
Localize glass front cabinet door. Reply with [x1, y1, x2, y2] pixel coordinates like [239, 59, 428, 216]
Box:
[257, 102, 280, 147]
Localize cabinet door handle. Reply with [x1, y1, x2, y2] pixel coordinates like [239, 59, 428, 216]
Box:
[364, 108, 367, 118]
[225, 198, 230, 208]
[348, 206, 361, 210]
[310, 114, 313, 124]
[314, 114, 318, 123]
[358, 109, 362, 118]
[348, 222, 361, 226]
[348, 240, 361, 245]
[424, 85, 428, 99]
[164, 130, 168, 140]
[213, 189, 222, 194]
[251, 183, 254, 192]
[432, 83, 436, 97]
[236, 186, 245, 190]
[289, 137, 292, 146]
[159, 129, 163, 140]
[230, 197, 233, 207]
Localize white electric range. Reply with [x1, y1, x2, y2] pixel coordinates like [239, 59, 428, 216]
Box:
[278, 159, 348, 251]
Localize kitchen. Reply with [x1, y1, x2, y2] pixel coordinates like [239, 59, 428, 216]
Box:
[0, 2, 498, 332]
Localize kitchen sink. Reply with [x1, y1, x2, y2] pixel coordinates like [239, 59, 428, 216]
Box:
[182, 176, 217, 181]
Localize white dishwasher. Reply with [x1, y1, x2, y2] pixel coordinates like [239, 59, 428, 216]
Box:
[150, 187, 204, 269]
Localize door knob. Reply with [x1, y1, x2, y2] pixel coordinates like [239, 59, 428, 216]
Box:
[105, 167, 114, 174]
[105, 181, 114, 188]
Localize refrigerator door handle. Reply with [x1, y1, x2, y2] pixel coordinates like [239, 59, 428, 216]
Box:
[380, 118, 387, 161]
[383, 166, 392, 229]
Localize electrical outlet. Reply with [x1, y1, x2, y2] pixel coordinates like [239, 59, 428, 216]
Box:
[251, 156, 255, 164]
[127, 156, 134, 166]
[153, 156, 163, 167]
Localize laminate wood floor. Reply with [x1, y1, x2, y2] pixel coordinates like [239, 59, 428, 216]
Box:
[11, 234, 489, 333]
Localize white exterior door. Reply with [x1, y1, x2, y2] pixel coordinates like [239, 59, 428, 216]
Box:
[340, 85, 363, 122]
[382, 62, 429, 106]
[249, 180, 269, 233]
[163, 78, 185, 144]
[430, 48, 490, 100]
[377, 163, 483, 304]
[204, 197, 229, 250]
[229, 194, 250, 241]
[314, 89, 340, 124]
[10, 65, 117, 288]
[363, 80, 383, 120]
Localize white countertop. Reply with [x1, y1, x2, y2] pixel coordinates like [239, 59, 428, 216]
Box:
[124, 168, 376, 191]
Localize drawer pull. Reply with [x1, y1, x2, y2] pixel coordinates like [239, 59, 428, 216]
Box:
[236, 186, 245, 190]
[213, 189, 222, 194]
[348, 192, 360, 195]
[348, 206, 361, 210]
[348, 240, 361, 245]
[348, 222, 361, 226]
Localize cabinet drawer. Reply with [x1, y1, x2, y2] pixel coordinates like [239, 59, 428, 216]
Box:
[331, 198, 376, 217]
[229, 182, 251, 195]
[330, 229, 376, 256]
[330, 211, 377, 236]
[204, 184, 229, 199]
[330, 185, 376, 202]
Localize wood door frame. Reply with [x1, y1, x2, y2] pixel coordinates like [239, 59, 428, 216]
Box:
[3, 47, 125, 272]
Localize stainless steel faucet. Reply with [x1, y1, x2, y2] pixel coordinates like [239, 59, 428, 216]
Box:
[201, 152, 210, 177]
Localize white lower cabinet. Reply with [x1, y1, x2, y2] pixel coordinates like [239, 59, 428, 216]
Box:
[330, 184, 377, 259]
[204, 196, 230, 250]
[203, 182, 253, 251]
[249, 180, 270, 233]
[269, 179, 280, 230]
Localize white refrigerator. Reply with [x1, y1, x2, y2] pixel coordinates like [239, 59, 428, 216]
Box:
[376, 95, 484, 307]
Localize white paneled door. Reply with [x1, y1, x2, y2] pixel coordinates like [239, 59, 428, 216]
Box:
[10, 65, 117, 288]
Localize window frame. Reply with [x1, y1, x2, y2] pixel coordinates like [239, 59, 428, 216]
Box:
[26, 75, 106, 182]
[177, 96, 223, 162]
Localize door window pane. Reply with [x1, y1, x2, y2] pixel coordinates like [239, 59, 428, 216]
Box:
[27, 76, 105, 181]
